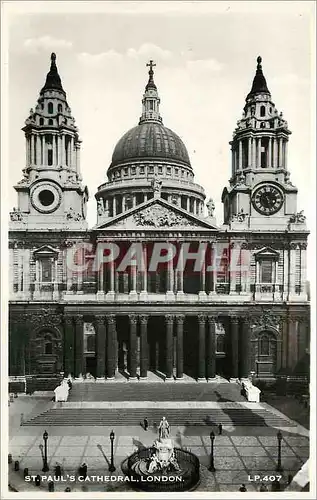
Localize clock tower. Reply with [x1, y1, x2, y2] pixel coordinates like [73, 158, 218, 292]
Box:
[9, 53, 88, 230]
[222, 56, 304, 231]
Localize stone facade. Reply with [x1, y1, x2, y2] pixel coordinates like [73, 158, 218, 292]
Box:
[8, 54, 310, 391]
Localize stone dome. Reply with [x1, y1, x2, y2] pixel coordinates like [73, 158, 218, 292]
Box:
[110, 122, 191, 168]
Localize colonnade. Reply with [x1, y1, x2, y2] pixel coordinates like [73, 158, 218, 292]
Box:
[63, 314, 252, 381]
[25, 133, 79, 171]
[100, 193, 204, 217]
[232, 135, 288, 172]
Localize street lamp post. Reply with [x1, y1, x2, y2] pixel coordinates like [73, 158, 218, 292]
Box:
[42, 430, 49, 472]
[109, 430, 116, 473]
[276, 430, 283, 472]
[208, 431, 216, 472]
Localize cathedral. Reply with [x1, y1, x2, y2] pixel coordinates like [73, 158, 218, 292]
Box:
[8, 53, 310, 392]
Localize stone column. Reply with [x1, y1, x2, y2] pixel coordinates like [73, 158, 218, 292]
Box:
[132, 195, 137, 207]
[97, 260, 104, 296]
[74, 315, 84, 378]
[139, 315, 148, 378]
[53, 259, 58, 298]
[199, 249, 207, 299]
[197, 314, 206, 381]
[186, 197, 190, 211]
[76, 145, 81, 174]
[64, 317, 74, 377]
[289, 243, 297, 298]
[284, 140, 288, 169]
[58, 135, 62, 165]
[52, 134, 57, 166]
[129, 263, 137, 299]
[140, 243, 148, 300]
[106, 258, 115, 300]
[129, 314, 138, 379]
[268, 137, 272, 168]
[248, 137, 252, 168]
[166, 244, 175, 299]
[165, 315, 174, 379]
[30, 135, 34, 165]
[207, 316, 216, 380]
[231, 147, 235, 176]
[257, 138, 261, 167]
[106, 315, 117, 378]
[278, 137, 283, 167]
[95, 315, 106, 379]
[175, 315, 184, 379]
[273, 138, 278, 167]
[252, 137, 256, 167]
[25, 137, 30, 167]
[239, 317, 250, 379]
[62, 135, 66, 165]
[176, 244, 184, 298]
[300, 243, 307, 297]
[230, 316, 239, 380]
[35, 260, 40, 292]
[238, 140, 242, 170]
[112, 196, 116, 217]
[208, 242, 217, 295]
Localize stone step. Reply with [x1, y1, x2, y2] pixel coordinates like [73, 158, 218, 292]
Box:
[23, 407, 295, 427]
[68, 382, 245, 402]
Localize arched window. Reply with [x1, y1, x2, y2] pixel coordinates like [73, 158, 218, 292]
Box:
[58, 104, 63, 113]
[259, 336, 270, 355]
[48, 102, 53, 114]
[260, 105, 266, 117]
[39, 118, 44, 125]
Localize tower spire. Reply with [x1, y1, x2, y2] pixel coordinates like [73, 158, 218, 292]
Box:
[139, 60, 162, 124]
[246, 55, 270, 100]
[41, 52, 64, 94]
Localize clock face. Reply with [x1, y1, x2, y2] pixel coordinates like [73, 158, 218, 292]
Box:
[252, 184, 284, 215]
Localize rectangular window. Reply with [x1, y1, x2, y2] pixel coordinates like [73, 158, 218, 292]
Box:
[41, 259, 52, 282]
[84, 323, 96, 354]
[260, 260, 274, 283]
[48, 149, 53, 166]
[216, 335, 225, 353]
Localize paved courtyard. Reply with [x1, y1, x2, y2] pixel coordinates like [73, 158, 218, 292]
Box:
[7, 394, 309, 493]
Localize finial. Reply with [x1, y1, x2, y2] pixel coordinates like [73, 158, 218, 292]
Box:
[51, 52, 56, 62]
[257, 55, 262, 65]
[145, 60, 157, 90]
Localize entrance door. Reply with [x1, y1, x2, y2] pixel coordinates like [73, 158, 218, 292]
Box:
[85, 357, 97, 378]
[256, 333, 277, 378]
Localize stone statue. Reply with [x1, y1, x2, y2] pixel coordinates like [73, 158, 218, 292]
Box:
[151, 177, 162, 197]
[66, 207, 83, 221]
[206, 198, 215, 217]
[289, 210, 306, 224]
[97, 198, 104, 216]
[232, 208, 247, 223]
[158, 416, 170, 440]
[236, 171, 246, 185]
[10, 208, 23, 222]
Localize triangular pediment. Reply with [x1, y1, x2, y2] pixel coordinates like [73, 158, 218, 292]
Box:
[95, 197, 219, 230]
[33, 245, 59, 258]
[253, 246, 280, 259]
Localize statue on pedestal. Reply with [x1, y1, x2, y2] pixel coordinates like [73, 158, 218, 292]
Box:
[147, 417, 181, 473]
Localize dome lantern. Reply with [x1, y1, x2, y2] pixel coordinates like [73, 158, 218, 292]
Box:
[139, 60, 162, 124]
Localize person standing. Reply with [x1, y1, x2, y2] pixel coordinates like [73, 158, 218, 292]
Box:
[143, 417, 149, 431]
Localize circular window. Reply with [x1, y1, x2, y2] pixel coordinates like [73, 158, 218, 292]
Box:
[38, 189, 55, 206]
[31, 182, 61, 213]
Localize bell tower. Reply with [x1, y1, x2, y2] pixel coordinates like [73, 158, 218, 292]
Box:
[222, 56, 304, 230]
[10, 53, 88, 229]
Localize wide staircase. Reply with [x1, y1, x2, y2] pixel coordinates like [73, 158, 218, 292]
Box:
[22, 382, 296, 427]
[22, 406, 295, 427]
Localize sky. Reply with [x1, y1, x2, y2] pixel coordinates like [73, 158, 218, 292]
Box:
[3, 1, 315, 240]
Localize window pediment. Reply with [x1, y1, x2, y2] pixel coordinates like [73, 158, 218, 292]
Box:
[253, 246, 279, 260]
[33, 245, 59, 260]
